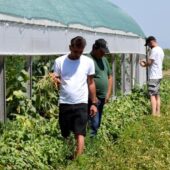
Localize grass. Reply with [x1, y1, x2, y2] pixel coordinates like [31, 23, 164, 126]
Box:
[66, 113, 170, 170]
[63, 78, 170, 170]
[163, 49, 170, 71]
[164, 69, 170, 79]
[0, 79, 170, 170]
[164, 49, 170, 57]
[163, 57, 170, 71]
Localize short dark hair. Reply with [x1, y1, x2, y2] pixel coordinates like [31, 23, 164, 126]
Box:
[92, 39, 109, 53]
[145, 36, 157, 46]
[70, 36, 86, 48]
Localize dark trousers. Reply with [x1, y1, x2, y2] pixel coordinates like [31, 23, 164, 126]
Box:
[89, 98, 105, 136]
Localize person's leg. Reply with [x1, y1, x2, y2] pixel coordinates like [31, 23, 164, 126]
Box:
[156, 95, 161, 116]
[89, 98, 105, 136]
[88, 98, 100, 136]
[73, 104, 88, 158]
[148, 79, 161, 116]
[89, 111, 100, 136]
[75, 134, 85, 157]
[59, 104, 71, 138]
[97, 98, 105, 128]
[150, 95, 157, 116]
[155, 79, 161, 116]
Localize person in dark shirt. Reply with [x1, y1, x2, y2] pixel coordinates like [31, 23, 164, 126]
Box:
[89, 39, 113, 136]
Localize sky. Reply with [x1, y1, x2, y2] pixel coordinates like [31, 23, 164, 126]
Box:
[112, 0, 170, 49]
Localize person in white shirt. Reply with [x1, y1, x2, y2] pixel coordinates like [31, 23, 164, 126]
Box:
[140, 36, 164, 117]
[53, 36, 97, 158]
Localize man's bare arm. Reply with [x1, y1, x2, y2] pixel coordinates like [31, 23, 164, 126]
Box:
[140, 59, 154, 67]
[87, 75, 97, 117]
[105, 75, 113, 103]
[87, 75, 97, 103]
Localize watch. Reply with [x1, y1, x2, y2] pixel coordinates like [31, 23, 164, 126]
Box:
[91, 103, 97, 107]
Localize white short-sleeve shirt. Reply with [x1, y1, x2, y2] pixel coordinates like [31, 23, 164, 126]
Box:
[149, 46, 164, 79]
[54, 54, 95, 104]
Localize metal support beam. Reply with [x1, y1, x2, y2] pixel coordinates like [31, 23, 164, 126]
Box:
[146, 46, 149, 82]
[25, 56, 33, 99]
[0, 56, 6, 122]
[111, 54, 116, 99]
[130, 54, 133, 89]
[131, 54, 137, 88]
[121, 54, 125, 94]
[124, 54, 132, 94]
[136, 54, 140, 85]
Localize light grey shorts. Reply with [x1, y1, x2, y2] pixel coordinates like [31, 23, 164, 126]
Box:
[148, 79, 161, 96]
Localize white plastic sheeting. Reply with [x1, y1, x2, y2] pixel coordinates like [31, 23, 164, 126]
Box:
[0, 22, 146, 55]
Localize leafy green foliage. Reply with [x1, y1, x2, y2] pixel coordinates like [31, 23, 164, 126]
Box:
[0, 115, 69, 170]
[32, 56, 56, 80]
[164, 49, 170, 57]
[0, 78, 170, 169]
[32, 75, 59, 118]
[64, 79, 170, 170]
[32, 56, 59, 118]
[3, 56, 170, 169]
[6, 56, 59, 118]
[113, 116, 170, 169]
[6, 69, 36, 117]
[6, 56, 25, 87]
[163, 49, 170, 70]
[6, 57, 28, 117]
[163, 56, 170, 71]
[99, 89, 149, 141]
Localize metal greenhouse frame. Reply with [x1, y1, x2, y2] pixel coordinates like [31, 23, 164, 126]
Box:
[0, 0, 147, 122]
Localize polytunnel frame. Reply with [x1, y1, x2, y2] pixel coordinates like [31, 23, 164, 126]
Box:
[0, 54, 147, 123]
[0, 21, 147, 123]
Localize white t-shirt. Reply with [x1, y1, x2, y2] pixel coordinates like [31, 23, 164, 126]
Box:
[149, 46, 164, 79]
[54, 54, 95, 104]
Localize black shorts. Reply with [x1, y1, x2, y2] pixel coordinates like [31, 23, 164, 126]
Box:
[59, 103, 88, 138]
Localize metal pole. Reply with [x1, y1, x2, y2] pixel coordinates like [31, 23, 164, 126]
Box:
[111, 54, 116, 99]
[146, 46, 149, 83]
[136, 54, 140, 85]
[0, 56, 6, 123]
[121, 54, 125, 94]
[25, 56, 32, 99]
[130, 54, 133, 90]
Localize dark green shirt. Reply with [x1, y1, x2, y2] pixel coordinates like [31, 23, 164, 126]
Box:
[90, 54, 112, 98]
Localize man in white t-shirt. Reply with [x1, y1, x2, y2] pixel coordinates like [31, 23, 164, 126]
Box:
[53, 36, 97, 158]
[140, 36, 164, 117]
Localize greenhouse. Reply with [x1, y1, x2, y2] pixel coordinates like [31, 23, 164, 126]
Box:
[0, 0, 147, 122]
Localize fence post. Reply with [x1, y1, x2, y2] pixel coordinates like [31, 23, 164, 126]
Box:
[0, 56, 6, 122]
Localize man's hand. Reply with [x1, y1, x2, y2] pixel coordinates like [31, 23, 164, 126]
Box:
[140, 60, 146, 67]
[96, 97, 99, 104]
[140, 59, 154, 67]
[105, 93, 110, 103]
[89, 105, 97, 117]
[49, 73, 61, 87]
